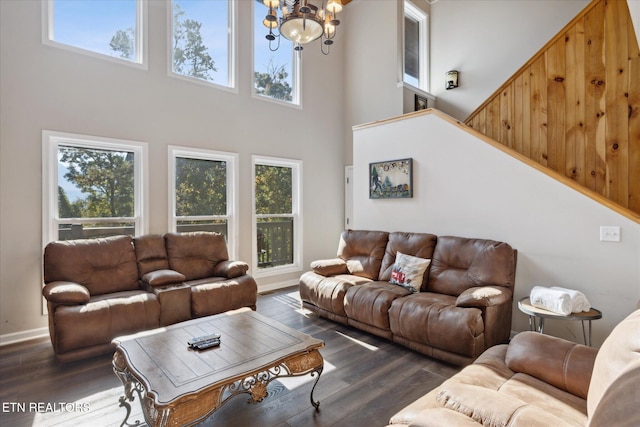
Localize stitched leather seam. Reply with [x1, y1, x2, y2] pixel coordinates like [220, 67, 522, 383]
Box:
[563, 344, 578, 392]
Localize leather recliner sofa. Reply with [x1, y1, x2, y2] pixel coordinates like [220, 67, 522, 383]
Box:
[388, 306, 640, 427]
[299, 229, 517, 366]
[42, 232, 257, 363]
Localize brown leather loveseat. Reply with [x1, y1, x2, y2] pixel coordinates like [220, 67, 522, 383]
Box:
[42, 232, 257, 363]
[388, 307, 640, 426]
[299, 230, 517, 366]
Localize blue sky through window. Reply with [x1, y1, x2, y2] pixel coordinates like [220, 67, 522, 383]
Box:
[53, 0, 137, 59]
[253, 1, 294, 97]
[51, 1, 295, 95]
[172, 0, 229, 85]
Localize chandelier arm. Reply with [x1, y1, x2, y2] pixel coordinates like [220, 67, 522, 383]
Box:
[268, 32, 281, 52]
[320, 39, 330, 55]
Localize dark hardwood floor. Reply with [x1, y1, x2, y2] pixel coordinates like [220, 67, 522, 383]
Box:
[0, 287, 459, 427]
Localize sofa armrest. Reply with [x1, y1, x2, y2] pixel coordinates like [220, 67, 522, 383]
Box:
[141, 269, 186, 287]
[42, 281, 90, 305]
[455, 286, 512, 308]
[505, 331, 597, 399]
[310, 258, 349, 276]
[212, 260, 249, 279]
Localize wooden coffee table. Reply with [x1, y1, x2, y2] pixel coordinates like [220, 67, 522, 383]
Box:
[112, 308, 324, 427]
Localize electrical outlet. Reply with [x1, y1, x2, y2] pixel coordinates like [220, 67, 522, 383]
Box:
[600, 226, 621, 242]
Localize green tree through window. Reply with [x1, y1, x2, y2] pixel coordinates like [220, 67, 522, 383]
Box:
[59, 146, 134, 218]
[175, 158, 226, 217]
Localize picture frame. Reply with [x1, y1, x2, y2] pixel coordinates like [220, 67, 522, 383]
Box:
[414, 94, 428, 111]
[369, 158, 413, 199]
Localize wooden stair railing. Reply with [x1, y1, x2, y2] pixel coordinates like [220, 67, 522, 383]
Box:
[465, 0, 640, 218]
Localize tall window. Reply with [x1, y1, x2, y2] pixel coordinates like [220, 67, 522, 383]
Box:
[169, 0, 235, 89]
[252, 156, 302, 276]
[169, 147, 238, 257]
[404, 1, 428, 91]
[43, 0, 146, 67]
[253, 2, 300, 105]
[42, 131, 148, 245]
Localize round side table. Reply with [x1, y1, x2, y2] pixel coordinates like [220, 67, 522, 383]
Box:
[517, 297, 602, 346]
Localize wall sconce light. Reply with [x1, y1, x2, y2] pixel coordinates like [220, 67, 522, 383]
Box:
[446, 70, 459, 90]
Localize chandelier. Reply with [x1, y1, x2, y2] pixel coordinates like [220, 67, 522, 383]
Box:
[260, 0, 343, 55]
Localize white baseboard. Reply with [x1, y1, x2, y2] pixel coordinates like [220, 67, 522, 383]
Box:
[0, 327, 49, 347]
[258, 279, 299, 294]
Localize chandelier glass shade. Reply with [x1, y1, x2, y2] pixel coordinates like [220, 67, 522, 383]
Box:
[261, 0, 343, 55]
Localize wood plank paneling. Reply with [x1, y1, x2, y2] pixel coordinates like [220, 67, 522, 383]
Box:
[565, 25, 579, 181]
[574, 17, 587, 186]
[547, 38, 566, 172]
[464, 0, 639, 217]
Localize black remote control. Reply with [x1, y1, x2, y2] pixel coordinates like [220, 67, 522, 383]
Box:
[192, 338, 220, 350]
[188, 333, 221, 346]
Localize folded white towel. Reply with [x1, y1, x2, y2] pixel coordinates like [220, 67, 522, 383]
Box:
[550, 286, 591, 312]
[529, 286, 572, 315]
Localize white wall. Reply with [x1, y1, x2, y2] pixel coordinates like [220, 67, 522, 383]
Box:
[353, 112, 640, 347]
[343, 0, 404, 165]
[342, 0, 591, 163]
[0, 1, 346, 340]
[430, 0, 590, 120]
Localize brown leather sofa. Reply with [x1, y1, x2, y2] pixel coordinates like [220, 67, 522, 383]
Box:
[388, 307, 640, 427]
[299, 230, 517, 366]
[42, 232, 257, 363]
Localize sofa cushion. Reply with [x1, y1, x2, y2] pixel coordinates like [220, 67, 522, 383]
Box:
[427, 236, 516, 297]
[389, 252, 431, 293]
[436, 383, 577, 427]
[379, 231, 437, 287]
[165, 232, 229, 281]
[299, 271, 372, 317]
[337, 230, 389, 280]
[344, 282, 411, 331]
[53, 290, 160, 355]
[134, 234, 170, 276]
[389, 293, 484, 357]
[44, 235, 139, 296]
[188, 275, 258, 318]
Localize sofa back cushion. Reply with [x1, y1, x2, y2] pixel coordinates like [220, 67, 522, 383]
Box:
[587, 308, 640, 426]
[337, 230, 389, 280]
[379, 232, 437, 289]
[165, 232, 229, 281]
[43, 235, 139, 296]
[134, 234, 170, 277]
[427, 236, 516, 296]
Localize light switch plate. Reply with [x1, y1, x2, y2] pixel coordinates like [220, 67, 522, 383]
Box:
[600, 226, 621, 242]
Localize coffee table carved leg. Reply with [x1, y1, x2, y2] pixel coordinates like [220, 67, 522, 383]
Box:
[113, 351, 145, 427]
[309, 367, 323, 410]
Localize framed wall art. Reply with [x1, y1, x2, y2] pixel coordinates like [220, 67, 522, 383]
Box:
[369, 158, 413, 199]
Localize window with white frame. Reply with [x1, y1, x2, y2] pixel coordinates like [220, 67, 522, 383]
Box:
[252, 156, 302, 276]
[253, 1, 300, 105]
[169, 0, 235, 88]
[404, 1, 428, 91]
[169, 147, 238, 257]
[42, 131, 148, 245]
[43, 0, 146, 67]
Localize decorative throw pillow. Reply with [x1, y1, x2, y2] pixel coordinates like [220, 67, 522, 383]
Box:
[390, 252, 431, 293]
